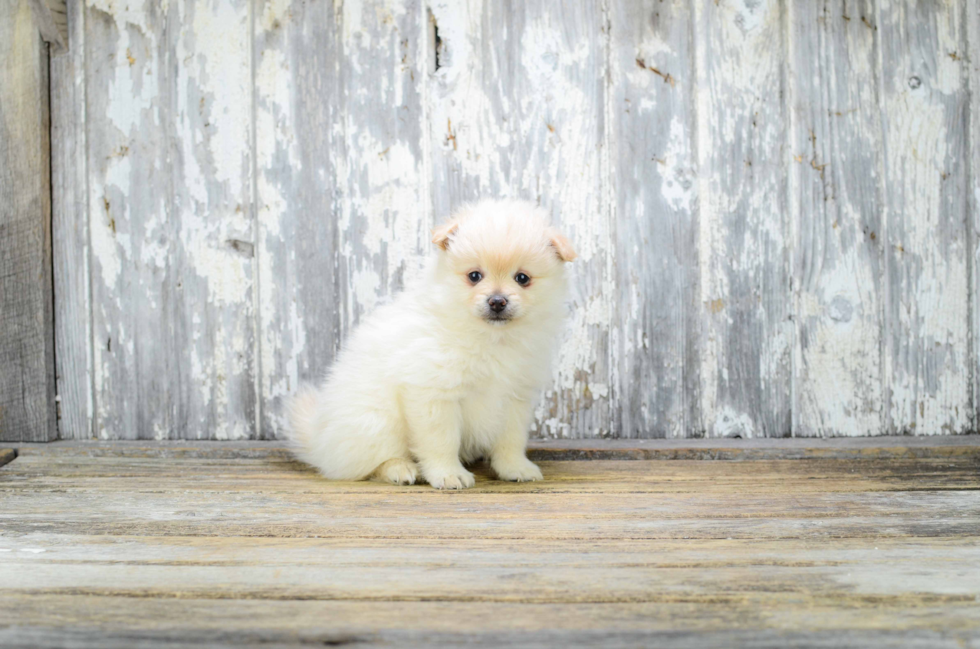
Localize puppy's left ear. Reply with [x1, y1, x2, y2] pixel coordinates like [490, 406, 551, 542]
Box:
[431, 219, 459, 251]
[548, 228, 577, 262]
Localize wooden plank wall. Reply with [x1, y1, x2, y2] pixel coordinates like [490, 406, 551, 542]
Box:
[49, 0, 979, 440]
[1, 1, 57, 442]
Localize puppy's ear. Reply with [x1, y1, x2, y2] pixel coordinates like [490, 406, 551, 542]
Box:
[548, 228, 577, 262]
[431, 219, 459, 251]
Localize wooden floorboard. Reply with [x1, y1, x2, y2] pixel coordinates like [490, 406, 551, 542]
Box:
[0, 441, 978, 647]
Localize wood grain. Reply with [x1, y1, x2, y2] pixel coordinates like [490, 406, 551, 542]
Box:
[45, 0, 980, 439]
[426, 0, 611, 437]
[50, 0, 92, 440]
[878, 0, 971, 435]
[694, 0, 792, 438]
[84, 0, 257, 440]
[0, 600, 977, 649]
[10, 435, 979, 461]
[0, 445, 978, 646]
[84, 1, 175, 440]
[172, 0, 257, 440]
[968, 1, 979, 436]
[253, 0, 345, 438]
[0, 1, 57, 442]
[608, 0, 700, 438]
[788, 0, 884, 436]
[338, 0, 429, 334]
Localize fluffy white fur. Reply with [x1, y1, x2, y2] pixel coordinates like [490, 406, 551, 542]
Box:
[284, 199, 576, 489]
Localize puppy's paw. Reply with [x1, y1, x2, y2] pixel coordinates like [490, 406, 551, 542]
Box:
[426, 467, 476, 490]
[493, 456, 543, 482]
[374, 458, 418, 485]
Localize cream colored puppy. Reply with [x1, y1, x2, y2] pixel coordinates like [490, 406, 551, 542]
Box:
[285, 199, 576, 489]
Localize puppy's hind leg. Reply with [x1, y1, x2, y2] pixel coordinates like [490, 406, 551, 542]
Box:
[372, 457, 419, 485]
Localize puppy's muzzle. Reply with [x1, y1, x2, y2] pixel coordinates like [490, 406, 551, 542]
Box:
[488, 295, 508, 313]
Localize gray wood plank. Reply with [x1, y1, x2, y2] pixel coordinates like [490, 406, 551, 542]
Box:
[253, 0, 346, 437]
[51, 0, 93, 439]
[877, 0, 972, 435]
[169, 0, 256, 440]
[0, 1, 57, 442]
[336, 0, 429, 334]
[86, 0, 256, 440]
[28, 0, 66, 52]
[426, 0, 611, 438]
[693, 0, 792, 438]
[969, 1, 980, 434]
[45, 0, 69, 47]
[1, 449, 980, 647]
[608, 0, 700, 438]
[84, 3, 176, 440]
[10, 434, 980, 461]
[788, 0, 884, 436]
[45, 0, 980, 440]
[0, 625, 976, 649]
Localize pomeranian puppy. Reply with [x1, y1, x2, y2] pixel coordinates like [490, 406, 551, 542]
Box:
[285, 199, 576, 489]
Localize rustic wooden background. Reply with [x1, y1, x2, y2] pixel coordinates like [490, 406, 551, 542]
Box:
[48, 0, 979, 440]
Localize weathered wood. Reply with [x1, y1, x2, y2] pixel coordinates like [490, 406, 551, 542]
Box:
[337, 0, 429, 333]
[8, 435, 980, 462]
[46, 0, 980, 440]
[45, 0, 68, 47]
[257, 0, 431, 431]
[253, 0, 345, 438]
[969, 2, 980, 435]
[0, 1, 57, 443]
[28, 0, 67, 52]
[50, 0, 92, 440]
[788, 0, 884, 437]
[426, 0, 611, 437]
[4, 452, 979, 498]
[0, 602, 977, 649]
[85, 0, 256, 440]
[608, 0, 699, 439]
[0, 448, 16, 468]
[84, 2, 173, 440]
[694, 0, 792, 438]
[878, 0, 972, 435]
[0, 447, 978, 647]
[170, 0, 256, 440]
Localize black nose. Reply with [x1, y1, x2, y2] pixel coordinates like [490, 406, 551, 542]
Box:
[488, 295, 508, 313]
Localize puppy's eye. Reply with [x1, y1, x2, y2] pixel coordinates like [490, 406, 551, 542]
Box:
[467, 271, 483, 284]
[514, 272, 531, 286]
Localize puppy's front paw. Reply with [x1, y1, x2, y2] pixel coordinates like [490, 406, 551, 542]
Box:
[426, 467, 476, 490]
[374, 458, 419, 485]
[492, 456, 543, 482]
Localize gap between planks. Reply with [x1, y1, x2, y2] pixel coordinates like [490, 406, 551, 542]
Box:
[2, 436, 979, 462]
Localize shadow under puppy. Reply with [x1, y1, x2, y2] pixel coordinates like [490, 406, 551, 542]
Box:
[285, 199, 576, 489]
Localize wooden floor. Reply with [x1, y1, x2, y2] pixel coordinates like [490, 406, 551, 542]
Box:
[1, 439, 979, 648]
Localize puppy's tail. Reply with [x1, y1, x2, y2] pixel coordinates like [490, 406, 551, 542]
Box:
[283, 386, 323, 463]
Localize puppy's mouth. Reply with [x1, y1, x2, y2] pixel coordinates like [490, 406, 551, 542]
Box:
[483, 312, 513, 324]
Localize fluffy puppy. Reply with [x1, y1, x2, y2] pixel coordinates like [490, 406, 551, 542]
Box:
[285, 199, 576, 489]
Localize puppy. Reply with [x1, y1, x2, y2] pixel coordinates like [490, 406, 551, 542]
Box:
[284, 199, 576, 489]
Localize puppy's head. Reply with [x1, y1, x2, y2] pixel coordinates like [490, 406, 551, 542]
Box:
[431, 200, 576, 326]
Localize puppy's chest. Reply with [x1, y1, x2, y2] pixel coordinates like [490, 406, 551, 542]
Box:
[456, 343, 532, 389]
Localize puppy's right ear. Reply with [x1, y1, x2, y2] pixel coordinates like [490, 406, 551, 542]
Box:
[431, 219, 459, 251]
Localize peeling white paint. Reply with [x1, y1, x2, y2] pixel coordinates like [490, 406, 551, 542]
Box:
[64, 0, 977, 441]
[880, 0, 971, 435]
